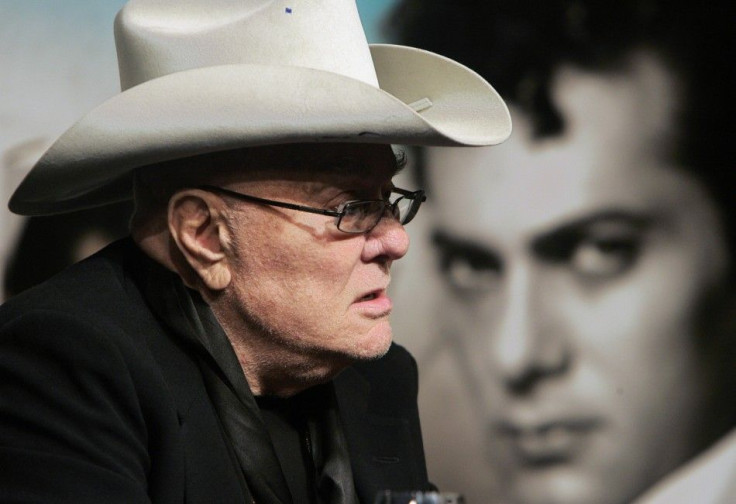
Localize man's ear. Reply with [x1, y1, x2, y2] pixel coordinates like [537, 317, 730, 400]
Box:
[168, 190, 232, 291]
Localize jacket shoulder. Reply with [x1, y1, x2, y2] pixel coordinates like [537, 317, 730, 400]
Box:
[1, 238, 146, 324]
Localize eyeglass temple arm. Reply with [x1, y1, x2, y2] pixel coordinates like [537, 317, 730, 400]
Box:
[198, 185, 342, 217]
[392, 187, 427, 203]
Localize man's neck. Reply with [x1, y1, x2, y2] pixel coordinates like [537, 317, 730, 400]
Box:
[208, 301, 350, 398]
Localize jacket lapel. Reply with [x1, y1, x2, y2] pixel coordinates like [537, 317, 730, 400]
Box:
[334, 364, 427, 503]
[129, 248, 257, 503]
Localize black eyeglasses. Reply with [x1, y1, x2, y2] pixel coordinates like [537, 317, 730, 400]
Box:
[198, 184, 426, 234]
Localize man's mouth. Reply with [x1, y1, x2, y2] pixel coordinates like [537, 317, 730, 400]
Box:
[495, 418, 603, 466]
[359, 291, 379, 301]
[352, 289, 392, 315]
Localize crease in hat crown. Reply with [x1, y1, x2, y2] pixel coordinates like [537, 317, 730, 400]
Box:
[116, 0, 380, 90]
[9, 0, 512, 216]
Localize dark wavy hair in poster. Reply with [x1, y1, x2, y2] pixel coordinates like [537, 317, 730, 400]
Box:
[389, 0, 736, 261]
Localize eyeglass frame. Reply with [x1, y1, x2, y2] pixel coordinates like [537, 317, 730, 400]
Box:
[197, 184, 426, 234]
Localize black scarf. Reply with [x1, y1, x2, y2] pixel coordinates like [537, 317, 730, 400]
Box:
[142, 261, 358, 504]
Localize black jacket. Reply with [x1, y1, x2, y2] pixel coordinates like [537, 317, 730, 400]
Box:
[0, 239, 431, 503]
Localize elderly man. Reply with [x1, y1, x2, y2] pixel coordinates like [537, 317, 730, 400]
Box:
[0, 1, 510, 503]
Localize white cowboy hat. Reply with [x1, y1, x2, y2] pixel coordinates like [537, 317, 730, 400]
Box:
[9, 0, 511, 216]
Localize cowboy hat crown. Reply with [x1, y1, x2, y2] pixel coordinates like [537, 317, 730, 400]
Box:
[9, 0, 511, 215]
[117, 0, 381, 90]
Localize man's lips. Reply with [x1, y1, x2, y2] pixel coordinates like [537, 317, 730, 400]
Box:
[354, 282, 390, 303]
[494, 417, 603, 466]
[357, 290, 381, 302]
[352, 289, 392, 315]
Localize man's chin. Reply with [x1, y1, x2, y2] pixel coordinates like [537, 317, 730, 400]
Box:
[357, 322, 393, 360]
[504, 468, 620, 504]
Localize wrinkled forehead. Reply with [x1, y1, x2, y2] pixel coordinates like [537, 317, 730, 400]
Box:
[221, 143, 402, 186]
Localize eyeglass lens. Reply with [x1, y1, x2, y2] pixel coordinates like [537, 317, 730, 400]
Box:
[337, 195, 419, 233]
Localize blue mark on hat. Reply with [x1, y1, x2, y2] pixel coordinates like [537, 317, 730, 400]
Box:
[285, 7, 292, 14]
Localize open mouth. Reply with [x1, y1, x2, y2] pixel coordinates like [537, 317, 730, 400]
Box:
[352, 289, 392, 315]
[359, 291, 379, 302]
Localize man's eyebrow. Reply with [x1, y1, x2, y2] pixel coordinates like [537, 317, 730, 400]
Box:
[539, 209, 654, 236]
[431, 228, 502, 266]
[432, 228, 486, 249]
[531, 209, 654, 259]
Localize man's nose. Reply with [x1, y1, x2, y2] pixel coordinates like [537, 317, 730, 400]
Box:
[361, 214, 410, 263]
[490, 264, 570, 393]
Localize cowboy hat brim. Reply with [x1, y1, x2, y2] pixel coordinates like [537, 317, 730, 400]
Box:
[9, 44, 511, 216]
